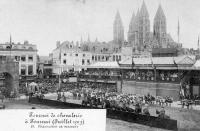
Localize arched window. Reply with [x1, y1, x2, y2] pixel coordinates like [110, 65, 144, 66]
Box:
[28, 47, 34, 50]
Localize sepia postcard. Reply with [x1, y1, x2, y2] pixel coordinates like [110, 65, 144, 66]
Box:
[0, 0, 199, 131]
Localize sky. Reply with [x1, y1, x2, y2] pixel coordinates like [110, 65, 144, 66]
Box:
[0, 0, 199, 56]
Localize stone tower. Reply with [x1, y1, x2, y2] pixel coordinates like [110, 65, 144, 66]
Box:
[128, 11, 135, 45]
[153, 4, 167, 47]
[113, 10, 124, 47]
[138, 1, 150, 49]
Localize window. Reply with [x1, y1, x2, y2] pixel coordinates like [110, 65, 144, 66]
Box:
[63, 60, 66, 64]
[75, 54, 78, 56]
[64, 53, 66, 56]
[98, 56, 100, 61]
[95, 56, 97, 61]
[28, 47, 33, 50]
[28, 65, 33, 75]
[21, 65, 26, 75]
[83, 54, 85, 57]
[82, 59, 85, 65]
[92, 56, 94, 60]
[0, 56, 6, 61]
[113, 55, 115, 61]
[15, 56, 20, 61]
[116, 55, 118, 61]
[21, 56, 26, 62]
[119, 56, 121, 61]
[87, 59, 90, 65]
[28, 56, 33, 62]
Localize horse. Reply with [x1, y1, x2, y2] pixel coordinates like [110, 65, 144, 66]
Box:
[165, 97, 173, 106]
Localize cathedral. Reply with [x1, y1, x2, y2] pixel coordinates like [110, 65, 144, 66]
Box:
[113, 1, 181, 53]
[75, 1, 182, 57]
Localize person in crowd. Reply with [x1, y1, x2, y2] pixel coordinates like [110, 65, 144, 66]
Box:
[62, 92, 66, 102]
[143, 107, 150, 116]
[57, 91, 61, 101]
[135, 103, 142, 114]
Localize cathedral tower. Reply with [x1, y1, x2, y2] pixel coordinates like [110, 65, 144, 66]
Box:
[128, 11, 135, 45]
[113, 10, 124, 47]
[138, 1, 150, 49]
[153, 4, 167, 47]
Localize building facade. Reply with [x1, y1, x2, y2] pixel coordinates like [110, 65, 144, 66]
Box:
[0, 41, 37, 76]
[52, 41, 92, 74]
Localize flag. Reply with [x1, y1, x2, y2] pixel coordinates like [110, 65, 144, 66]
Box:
[179, 82, 185, 98]
[173, 57, 178, 67]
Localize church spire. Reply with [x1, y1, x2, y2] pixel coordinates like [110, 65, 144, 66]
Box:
[128, 11, 135, 44]
[153, 4, 167, 47]
[114, 10, 123, 26]
[139, 0, 149, 17]
[128, 11, 135, 32]
[113, 10, 124, 47]
[134, 9, 140, 31]
[155, 4, 166, 19]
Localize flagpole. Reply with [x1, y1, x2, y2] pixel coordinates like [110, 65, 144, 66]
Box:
[178, 19, 180, 43]
[198, 36, 199, 54]
[9, 34, 12, 60]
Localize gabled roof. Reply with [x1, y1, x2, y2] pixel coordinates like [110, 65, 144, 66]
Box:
[193, 60, 200, 67]
[120, 56, 195, 66]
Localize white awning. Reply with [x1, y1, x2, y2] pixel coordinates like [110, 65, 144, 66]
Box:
[89, 61, 119, 68]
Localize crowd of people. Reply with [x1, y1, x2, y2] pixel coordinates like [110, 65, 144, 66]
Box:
[78, 70, 180, 83]
[19, 78, 59, 95]
[36, 78, 58, 93]
[123, 70, 179, 82]
[52, 81, 173, 118]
